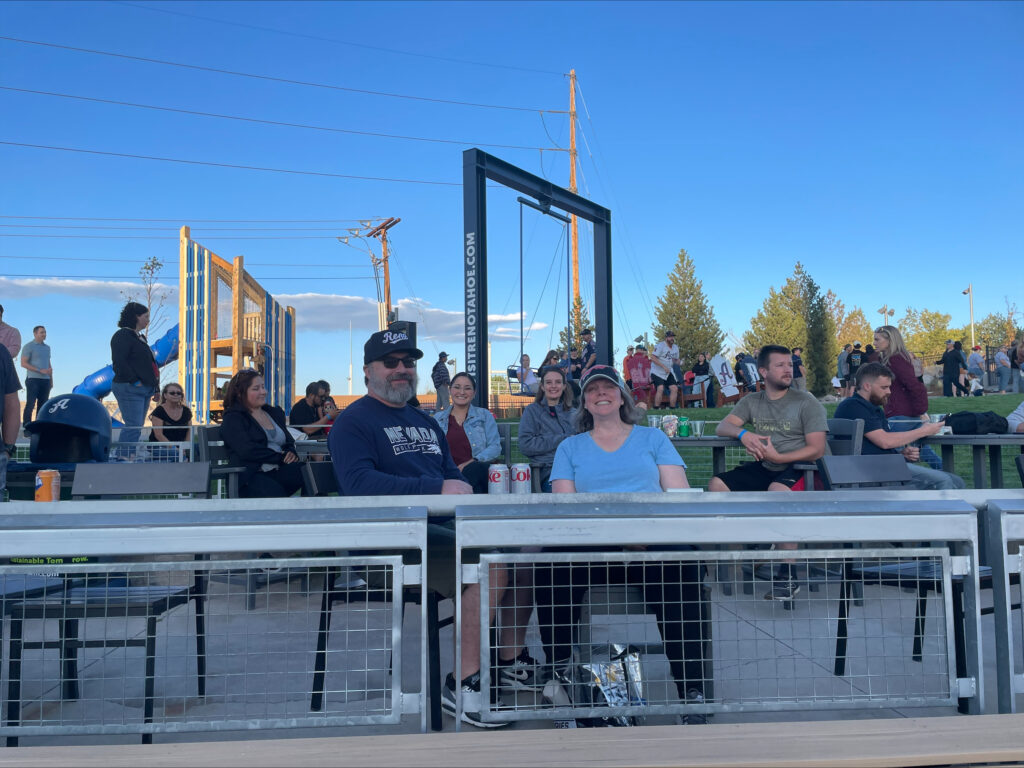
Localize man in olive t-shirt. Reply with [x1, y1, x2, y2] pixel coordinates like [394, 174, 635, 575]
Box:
[710, 345, 828, 600]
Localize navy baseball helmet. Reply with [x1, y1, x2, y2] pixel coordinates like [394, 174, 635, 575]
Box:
[25, 394, 112, 463]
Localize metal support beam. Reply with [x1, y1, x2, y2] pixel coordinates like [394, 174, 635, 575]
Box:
[463, 149, 612, 407]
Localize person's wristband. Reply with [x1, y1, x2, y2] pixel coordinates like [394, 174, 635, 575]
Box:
[738, 429, 748, 441]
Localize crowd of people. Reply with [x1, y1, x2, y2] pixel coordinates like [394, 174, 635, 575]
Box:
[2, 301, 1023, 729]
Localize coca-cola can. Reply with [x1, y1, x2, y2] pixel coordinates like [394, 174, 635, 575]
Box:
[488, 464, 510, 494]
[510, 463, 532, 494]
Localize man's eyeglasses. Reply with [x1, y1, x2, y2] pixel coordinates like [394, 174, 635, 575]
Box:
[380, 357, 416, 369]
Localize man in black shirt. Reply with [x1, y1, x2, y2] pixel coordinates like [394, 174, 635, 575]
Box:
[791, 347, 806, 391]
[431, 351, 451, 411]
[834, 362, 964, 490]
[289, 381, 335, 438]
[940, 340, 969, 397]
[0, 348, 21, 498]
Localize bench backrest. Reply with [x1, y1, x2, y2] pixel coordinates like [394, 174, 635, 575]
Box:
[826, 418, 865, 457]
[815, 454, 913, 490]
[307, 461, 339, 496]
[71, 461, 212, 499]
[496, 422, 513, 466]
[1016, 454, 1024, 485]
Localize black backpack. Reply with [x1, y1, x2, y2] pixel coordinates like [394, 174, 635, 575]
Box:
[946, 411, 1009, 435]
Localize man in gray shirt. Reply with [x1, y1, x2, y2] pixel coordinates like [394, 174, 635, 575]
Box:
[20, 325, 52, 423]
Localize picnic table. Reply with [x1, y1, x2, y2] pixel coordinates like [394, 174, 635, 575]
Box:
[669, 435, 741, 476]
[921, 433, 1024, 489]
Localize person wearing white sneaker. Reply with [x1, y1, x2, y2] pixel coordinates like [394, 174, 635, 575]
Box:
[538, 365, 709, 720]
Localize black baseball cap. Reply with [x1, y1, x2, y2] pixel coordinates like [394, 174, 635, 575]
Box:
[580, 364, 622, 391]
[438, 351, 448, 359]
[581, 328, 593, 336]
[664, 330, 676, 338]
[363, 329, 423, 364]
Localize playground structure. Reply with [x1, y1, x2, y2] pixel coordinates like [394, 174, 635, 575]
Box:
[73, 227, 296, 423]
[179, 226, 295, 421]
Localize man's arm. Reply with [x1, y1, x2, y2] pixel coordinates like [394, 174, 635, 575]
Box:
[716, 411, 768, 460]
[3, 392, 20, 446]
[863, 421, 943, 451]
[763, 430, 827, 464]
[1007, 402, 1024, 433]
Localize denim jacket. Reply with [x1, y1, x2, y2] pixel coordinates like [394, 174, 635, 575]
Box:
[434, 405, 501, 462]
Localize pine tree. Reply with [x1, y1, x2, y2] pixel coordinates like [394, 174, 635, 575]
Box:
[802, 273, 834, 395]
[652, 248, 725, 367]
[557, 296, 592, 353]
[742, 263, 809, 352]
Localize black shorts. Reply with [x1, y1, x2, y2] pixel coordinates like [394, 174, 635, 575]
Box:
[651, 373, 678, 388]
[713, 461, 804, 491]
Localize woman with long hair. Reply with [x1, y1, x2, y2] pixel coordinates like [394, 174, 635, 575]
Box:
[691, 351, 715, 408]
[433, 372, 501, 493]
[541, 349, 560, 369]
[110, 301, 158, 446]
[535, 365, 708, 721]
[220, 369, 305, 497]
[149, 382, 193, 443]
[517, 366, 575, 492]
[874, 325, 943, 470]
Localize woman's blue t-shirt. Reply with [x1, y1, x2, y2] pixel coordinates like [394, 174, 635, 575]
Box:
[550, 425, 685, 493]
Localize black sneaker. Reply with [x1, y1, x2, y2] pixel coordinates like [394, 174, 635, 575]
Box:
[497, 649, 547, 691]
[765, 580, 801, 601]
[441, 672, 509, 728]
[677, 688, 708, 725]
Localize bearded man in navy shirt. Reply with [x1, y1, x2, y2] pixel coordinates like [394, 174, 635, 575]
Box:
[329, 329, 512, 728]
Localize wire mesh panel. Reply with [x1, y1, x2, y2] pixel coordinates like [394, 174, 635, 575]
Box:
[467, 547, 959, 725]
[0, 553, 418, 740]
[108, 440, 191, 464]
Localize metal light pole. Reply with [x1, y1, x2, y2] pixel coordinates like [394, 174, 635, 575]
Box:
[876, 305, 895, 325]
[962, 285, 975, 348]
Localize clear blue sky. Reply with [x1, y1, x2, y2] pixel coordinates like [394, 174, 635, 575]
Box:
[1, 1, 1021, 400]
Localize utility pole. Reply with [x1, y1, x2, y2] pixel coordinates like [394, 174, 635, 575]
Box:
[569, 68, 580, 332]
[367, 217, 400, 331]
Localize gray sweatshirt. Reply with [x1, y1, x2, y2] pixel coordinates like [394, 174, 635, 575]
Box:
[517, 401, 576, 467]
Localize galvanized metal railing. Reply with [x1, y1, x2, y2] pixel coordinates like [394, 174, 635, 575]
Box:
[0, 501, 429, 742]
[982, 499, 1024, 713]
[454, 497, 985, 728]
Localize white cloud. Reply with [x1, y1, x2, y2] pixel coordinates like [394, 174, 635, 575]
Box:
[0, 277, 177, 303]
[491, 322, 549, 340]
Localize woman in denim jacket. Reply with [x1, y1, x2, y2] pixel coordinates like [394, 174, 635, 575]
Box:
[434, 372, 501, 493]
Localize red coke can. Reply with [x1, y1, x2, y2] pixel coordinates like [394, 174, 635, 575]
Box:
[510, 463, 532, 494]
[487, 465, 510, 494]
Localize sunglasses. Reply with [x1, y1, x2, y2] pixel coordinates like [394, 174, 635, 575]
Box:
[166, 390, 184, 396]
[380, 357, 416, 369]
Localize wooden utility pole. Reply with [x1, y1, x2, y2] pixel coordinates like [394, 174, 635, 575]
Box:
[367, 217, 400, 330]
[569, 69, 580, 331]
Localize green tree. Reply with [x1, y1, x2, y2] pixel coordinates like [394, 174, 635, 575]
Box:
[652, 248, 725, 367]
[557, 296, 592, 354]
[743, 263, 809, 352]
[837, 306, 874, 349]
[973, 301, 1021, 348]
[898, 307, 952, 357]
[802, 273, 834, 396]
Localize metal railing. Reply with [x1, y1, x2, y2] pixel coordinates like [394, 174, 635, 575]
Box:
[0, 501, 430, 741]
[982, 499, 1024, 713]
[454, 498, 985, 727]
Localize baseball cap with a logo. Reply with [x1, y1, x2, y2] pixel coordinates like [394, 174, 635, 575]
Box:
[363, 329, 424, 364]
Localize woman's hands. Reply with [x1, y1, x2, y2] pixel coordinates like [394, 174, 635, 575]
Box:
[282, 451, 299, 464]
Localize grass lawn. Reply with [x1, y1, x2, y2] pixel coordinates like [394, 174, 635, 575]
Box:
[500, 392, 1024, 490]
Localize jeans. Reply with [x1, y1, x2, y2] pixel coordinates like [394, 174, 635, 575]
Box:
[111, 381, 153, 445]
[906, 462, 965, 490]
[435, 384, 450, 411]
[888, 416, 943, 471]
[1013, 368, 1023, 394]
[943, 374, 969, 397]
[0, 451, 7, 500]
[22, 377, 52, 423]
[996, 366, 1011, 391]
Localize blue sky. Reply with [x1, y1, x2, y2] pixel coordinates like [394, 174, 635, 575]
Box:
[1, 1, 1021, 400]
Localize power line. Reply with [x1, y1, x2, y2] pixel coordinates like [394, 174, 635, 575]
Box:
[0, 224, 375, 231]
[0, 86, 564, 152]
[0, 36, 564, 113]
[2, 273, 374, 281]
[0, 216, 381, 223]
[114, 1, 565, 77]
[0, 254, 369, 267]
[0, 233, 355, 240]
[0, 140, 462, 186]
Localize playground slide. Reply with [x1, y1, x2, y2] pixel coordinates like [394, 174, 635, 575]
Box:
[73, 324, 180, 399]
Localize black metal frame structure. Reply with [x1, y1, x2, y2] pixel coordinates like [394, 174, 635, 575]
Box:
[462, 149, 612, 407]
